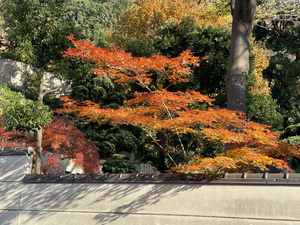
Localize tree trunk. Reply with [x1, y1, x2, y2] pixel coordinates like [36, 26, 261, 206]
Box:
[226, 0, 257, 114]
[34, 74, 45, 174]
[34, 127, 43, 174]
[156, 131, 169, 171]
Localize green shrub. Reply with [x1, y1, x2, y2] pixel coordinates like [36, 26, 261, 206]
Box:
[102, 154, 136, 173]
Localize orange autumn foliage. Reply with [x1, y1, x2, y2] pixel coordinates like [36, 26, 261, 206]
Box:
[0, 127, 35, 148]
[59, 35, 299, 173]
[249, 40, 272, 95]
[0, 117, 35, 148]
[0, 116, 100, 173]
[173, 147, 290, 173]
[42, 117, 100, 174]
[108, 0, 232, 48]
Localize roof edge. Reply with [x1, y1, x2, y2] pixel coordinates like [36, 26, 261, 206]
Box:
[0, 147, 34, 156]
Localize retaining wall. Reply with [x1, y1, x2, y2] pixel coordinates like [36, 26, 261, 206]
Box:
[1, 148, 300, 225]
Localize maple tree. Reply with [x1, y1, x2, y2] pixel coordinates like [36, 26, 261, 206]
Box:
[0, 120, 35, 148]
[0, 115, 100, 174]
[57, 35, 299, 173]
[41, 117, 100, 174]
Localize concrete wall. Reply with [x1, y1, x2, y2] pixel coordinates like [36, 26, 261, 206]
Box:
[1, 149, 300, 225]
[0, 58, 71, 97]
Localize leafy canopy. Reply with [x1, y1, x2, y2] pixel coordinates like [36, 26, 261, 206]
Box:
[57, 36, 300, 173]
[42, 117, 100, 174]
[0, 84, 52, 132]
[108, 0, 231, 48]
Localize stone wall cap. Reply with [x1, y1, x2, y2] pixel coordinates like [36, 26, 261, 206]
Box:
[0, 147, 34, 156]
[23, 172, 300, 185]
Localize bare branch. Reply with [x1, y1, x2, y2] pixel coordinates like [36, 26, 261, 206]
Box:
[256, 0, 300, 23]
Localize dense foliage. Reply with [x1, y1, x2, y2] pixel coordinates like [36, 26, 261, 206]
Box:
[42, 117, 100, 173]
[254, 21, 300, 143]
[1, 0, 299, 173]
[0, 84, 52, 132]
[109, 0, 231, 48]
[126, 18, 283, 129]
[102, 154, 136, 173]
[58, 35, 299, 173]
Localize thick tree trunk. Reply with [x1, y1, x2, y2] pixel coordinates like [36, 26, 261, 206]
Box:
[226, 0, 257, 114]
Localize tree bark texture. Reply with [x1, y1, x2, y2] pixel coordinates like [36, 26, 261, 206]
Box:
[34, 127, 43, 174]
[226, 0, 257, 114]
[35, 75, 45, 174]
